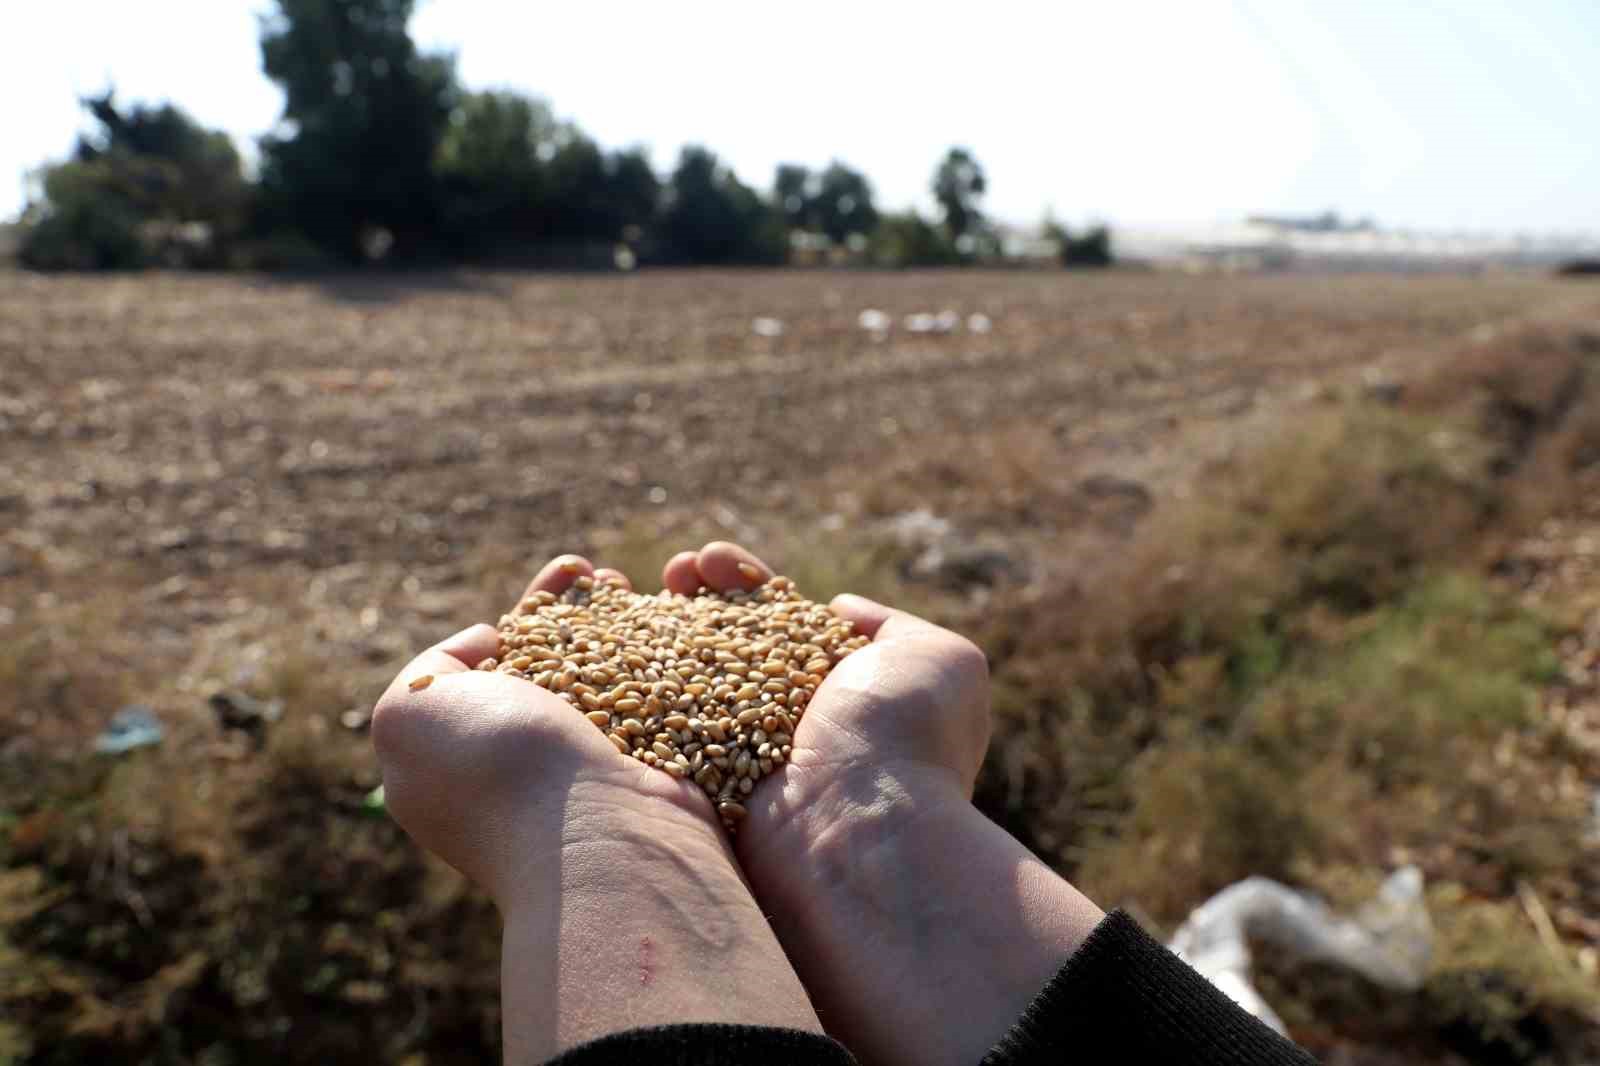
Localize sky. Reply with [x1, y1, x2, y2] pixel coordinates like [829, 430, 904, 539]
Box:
[3, 0, 1597, 234]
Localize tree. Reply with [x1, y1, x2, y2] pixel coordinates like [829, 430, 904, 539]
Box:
[869, 209, 958, 268]
[436, 90, 554, 253]
[436, 90, 660, 258]
[771, 161, 877, 246]
[1043, 213, 1114, 268]
[1062, 225, 1112, 268]
[932, 147, 986, 241]
[811, 162, 877, 245]
[20, 92, 249, 270]
[258, 0, 457, 261]
[76, 92, 249, 231]
[19, 160, 145, 270]
[774, 163, 811, 231]
[601, 148, 660, 241]
[543, 131, 654, 242]
[660, 147, 783, 265]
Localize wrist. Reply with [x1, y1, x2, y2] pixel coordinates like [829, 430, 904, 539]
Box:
[499, 802, 822, 1063]
[489, 771, 723, 907]
[743, 771, 1105, 1066]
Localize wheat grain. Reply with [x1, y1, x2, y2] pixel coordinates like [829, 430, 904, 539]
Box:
[493, 572, 868, 832]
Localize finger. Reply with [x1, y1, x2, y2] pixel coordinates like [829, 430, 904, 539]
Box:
[662, 551, 702, 595]
[381, 623, 499, 702]
[829, 593, 943, 642]
[521, 554, 594, 602]
[696, 541, 774, 592]
[593, 567, 632, 590]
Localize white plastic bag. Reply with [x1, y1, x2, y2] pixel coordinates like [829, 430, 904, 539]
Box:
[1168, 866, 1432, 1034]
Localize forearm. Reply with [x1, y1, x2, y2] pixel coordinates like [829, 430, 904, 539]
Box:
[748, 780, 1104, 1066]
[501, 823, 823, 1064]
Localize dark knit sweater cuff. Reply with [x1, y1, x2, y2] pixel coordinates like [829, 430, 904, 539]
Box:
[979, 909, 1319, 1065]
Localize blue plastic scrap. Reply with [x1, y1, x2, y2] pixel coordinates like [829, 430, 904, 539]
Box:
[94, 705, 165, 754]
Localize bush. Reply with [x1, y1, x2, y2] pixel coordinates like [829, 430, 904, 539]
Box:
[20, 94, 252, 271]
[228, 230, 336, 273]
[1061, 225, 1112, 267]
[869, 210, 959, 267]
[18, 162, 146, 271]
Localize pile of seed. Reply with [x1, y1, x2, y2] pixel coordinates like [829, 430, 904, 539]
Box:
[480, 570, 869, 832]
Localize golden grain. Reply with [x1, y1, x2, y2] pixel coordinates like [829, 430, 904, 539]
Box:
[494, 572, 868, 832]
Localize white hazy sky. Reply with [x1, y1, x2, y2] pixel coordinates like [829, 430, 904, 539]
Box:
[3, 0, 1597, 232]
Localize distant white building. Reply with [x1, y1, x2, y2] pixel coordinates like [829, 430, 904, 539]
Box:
[1116, 218, 1600, 274]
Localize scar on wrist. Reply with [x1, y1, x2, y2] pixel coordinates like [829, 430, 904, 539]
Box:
[638, 935, 654, 986]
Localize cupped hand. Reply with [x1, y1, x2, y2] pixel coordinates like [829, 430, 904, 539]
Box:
[658, 540, 991, 859]
[662, 541, 1102, 1066]
[372, 553, 824, 1061]
[371, 554, 723, 902]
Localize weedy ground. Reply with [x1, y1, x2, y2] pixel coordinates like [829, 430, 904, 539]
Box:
[2, 269, 1598, 1064]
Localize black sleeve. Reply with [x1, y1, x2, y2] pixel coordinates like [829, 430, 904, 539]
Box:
[545, 910, 1317, 1066]
[979, 909, 1319, 1065]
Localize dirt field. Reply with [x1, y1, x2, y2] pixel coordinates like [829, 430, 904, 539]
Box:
[3, 268, 1599, 1063]
[3, 269, 1585, 738]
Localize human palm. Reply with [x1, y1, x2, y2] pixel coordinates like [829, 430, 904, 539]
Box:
[661, 543, 1067, 1066]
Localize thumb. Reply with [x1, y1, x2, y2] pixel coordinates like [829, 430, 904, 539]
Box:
[378, 622, 500, 704]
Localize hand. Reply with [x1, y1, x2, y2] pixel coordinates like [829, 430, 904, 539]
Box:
[372, 554, 823, 1063]
[661, 542, 1106, 1066]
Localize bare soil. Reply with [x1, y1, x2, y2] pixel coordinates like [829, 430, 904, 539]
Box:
[4, 269, 1585, 746]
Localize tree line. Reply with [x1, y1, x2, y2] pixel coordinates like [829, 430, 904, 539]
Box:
[17, 0, 1110, 272]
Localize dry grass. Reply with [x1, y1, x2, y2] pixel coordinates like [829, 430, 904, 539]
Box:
[957, 326, 1600, 1060]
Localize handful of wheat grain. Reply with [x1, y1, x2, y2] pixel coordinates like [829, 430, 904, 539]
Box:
[480, 570, 869, 832]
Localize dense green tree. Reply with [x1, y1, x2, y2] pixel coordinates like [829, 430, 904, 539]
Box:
[544, 132, 660, 243]
[436, 90, 659, 256]
[660, 147, 783, 265]
[771, 161, 876, 246]
[600, 148, 661, 241]
[76, 93, 249, 229]
[258, 0, 457, 261]
[435, 90, 553, 252]
[19, 160, 145, 270]
[811, 161, 877, 244]
[932, 146, 986, 240]
[774, 163, 811, 231]
[20, 93, 249, 269]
